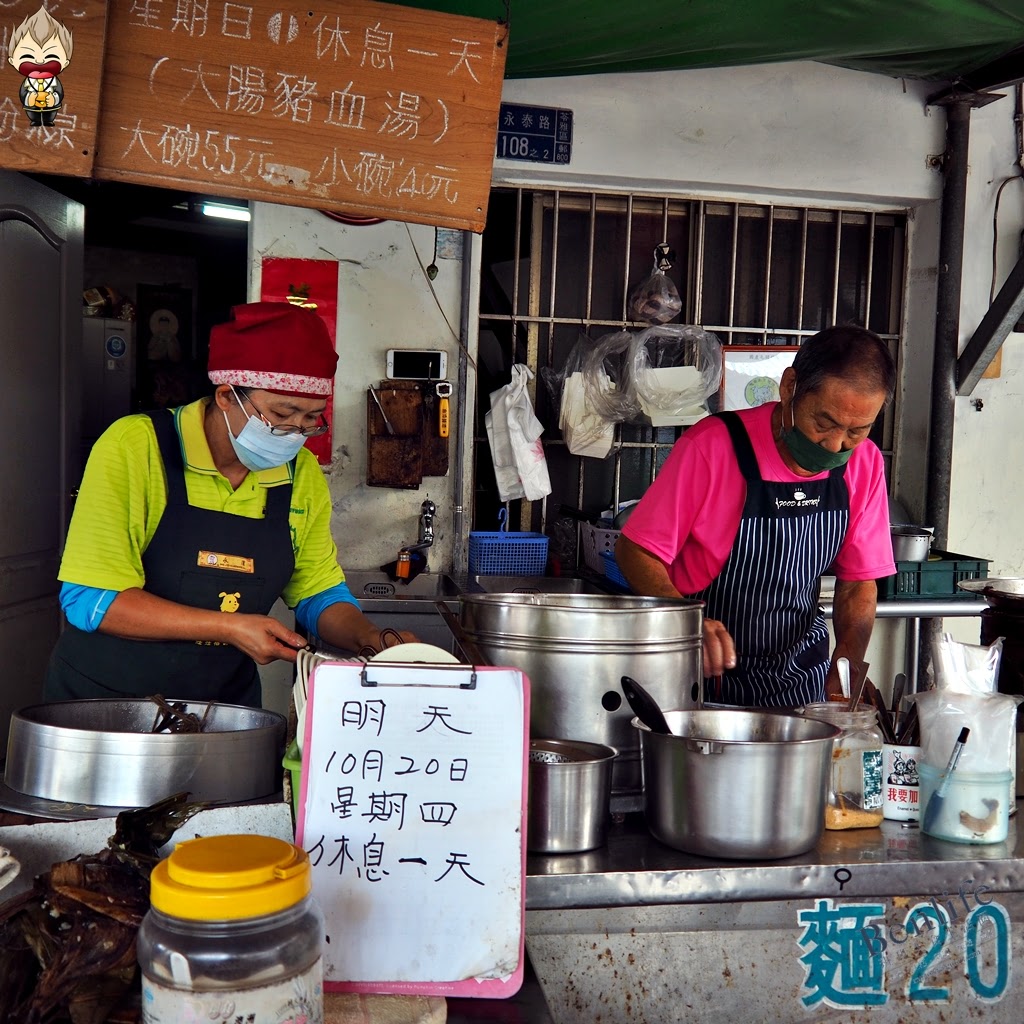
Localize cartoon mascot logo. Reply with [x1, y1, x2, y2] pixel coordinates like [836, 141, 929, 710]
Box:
[7, 5, 73, 128]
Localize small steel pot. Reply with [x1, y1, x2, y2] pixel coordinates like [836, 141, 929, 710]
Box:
[890, 525, 933, 562]
[635, 709, 840, 860]
[527, 739, 617, 853]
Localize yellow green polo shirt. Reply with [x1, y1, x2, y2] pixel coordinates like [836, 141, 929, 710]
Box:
[58, 398, 344, 608]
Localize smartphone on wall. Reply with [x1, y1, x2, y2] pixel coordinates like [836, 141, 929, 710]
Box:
[386, 349, 448, 380]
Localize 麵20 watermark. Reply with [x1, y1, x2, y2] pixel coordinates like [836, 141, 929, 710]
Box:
[797, 880, 1011, 1008]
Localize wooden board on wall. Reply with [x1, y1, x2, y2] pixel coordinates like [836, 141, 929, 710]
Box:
[92, 0, 508, 231]
[0, 1, 107, 176]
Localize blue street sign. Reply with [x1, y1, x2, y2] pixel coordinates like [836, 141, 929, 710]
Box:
[496, 103, 573, 165]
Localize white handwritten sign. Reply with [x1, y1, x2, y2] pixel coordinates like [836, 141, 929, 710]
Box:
[296, 661, 529, 996]
[92, 0, 508, 231]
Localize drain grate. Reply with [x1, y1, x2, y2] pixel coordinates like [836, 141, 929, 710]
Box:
[363, 583, 396, 597]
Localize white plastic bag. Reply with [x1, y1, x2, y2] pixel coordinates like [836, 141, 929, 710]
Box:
[485, 364, 552, 501]
[560, 370, 615, 458]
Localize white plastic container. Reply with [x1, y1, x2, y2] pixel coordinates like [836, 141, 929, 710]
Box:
[919, 764, 1012, 844]
[882, 743, 923, 821]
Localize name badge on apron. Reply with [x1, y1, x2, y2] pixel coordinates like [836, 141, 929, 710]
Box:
[197, 550, 255, 573]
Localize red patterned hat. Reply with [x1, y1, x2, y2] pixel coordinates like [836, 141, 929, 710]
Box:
[208, 302, 338, 397]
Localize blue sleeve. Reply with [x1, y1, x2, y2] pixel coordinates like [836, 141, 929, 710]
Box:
[59, 582, 120, 632]
[294, 581, 361, 641]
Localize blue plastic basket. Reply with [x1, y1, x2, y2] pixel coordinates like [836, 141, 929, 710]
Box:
[469, 508, 549, 576]
[600, 549, 631, 590]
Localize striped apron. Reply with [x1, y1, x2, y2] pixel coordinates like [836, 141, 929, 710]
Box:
[687, 411, 849, 707]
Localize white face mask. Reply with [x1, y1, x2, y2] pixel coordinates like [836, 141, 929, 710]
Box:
[223, 389, 307, 471]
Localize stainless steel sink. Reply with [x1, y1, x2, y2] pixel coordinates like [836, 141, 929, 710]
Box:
[470, 575, 609, 595]
[343, 571, 461, 600]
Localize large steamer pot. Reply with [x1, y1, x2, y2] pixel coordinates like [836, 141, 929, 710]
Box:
[637, 709, 840, 859]
[459, 593, 703, 808]
[5, 699, 286, 808]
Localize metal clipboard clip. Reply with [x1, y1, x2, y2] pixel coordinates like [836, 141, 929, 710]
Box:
[359, 662, 478, 690]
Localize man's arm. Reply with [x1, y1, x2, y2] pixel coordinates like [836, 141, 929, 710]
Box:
[826, 578, 878, 697]
[615, 535, 737, 677]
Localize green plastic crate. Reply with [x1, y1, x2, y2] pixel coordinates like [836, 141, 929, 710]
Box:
[877, 550, 990, 601]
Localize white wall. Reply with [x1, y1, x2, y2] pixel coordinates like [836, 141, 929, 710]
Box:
[495, 62, 943, 207]
[248, 206, 466, 574]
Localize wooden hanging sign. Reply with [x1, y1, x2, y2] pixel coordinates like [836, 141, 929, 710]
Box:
[91, 0, 508, 231]
[0, 1, 108, 176]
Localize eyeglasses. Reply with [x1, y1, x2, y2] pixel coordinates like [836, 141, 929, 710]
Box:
[234, 387, 329, 438]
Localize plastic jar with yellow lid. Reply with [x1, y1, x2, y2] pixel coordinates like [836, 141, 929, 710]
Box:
[137, 834, 324, 1024]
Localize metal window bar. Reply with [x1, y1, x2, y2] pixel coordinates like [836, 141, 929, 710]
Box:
[477, 188, 906, 570]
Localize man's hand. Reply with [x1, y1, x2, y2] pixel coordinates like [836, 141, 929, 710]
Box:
[703, 618, 737, 678]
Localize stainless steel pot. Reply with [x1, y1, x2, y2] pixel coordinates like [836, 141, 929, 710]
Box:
[890, 525, 933, 561]
[459, 593, 703, 811]
[528, 738, 617, 853]
[4, 699, 286, 808]
[636, 709, 841, 859]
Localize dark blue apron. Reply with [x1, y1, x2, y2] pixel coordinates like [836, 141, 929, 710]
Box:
[45, 409, 296, 707]
[687, 411, 849, 707]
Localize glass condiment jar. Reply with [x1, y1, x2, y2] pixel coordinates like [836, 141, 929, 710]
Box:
[804, 703, 884, 829]
[137, 834, 324, 1023]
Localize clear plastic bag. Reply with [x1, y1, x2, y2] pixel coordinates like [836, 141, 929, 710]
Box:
[581, 330, 643, 423]
[629, 244, 682, 324]
[911, 635, 1020, 775]
[625, 324, 723, 425]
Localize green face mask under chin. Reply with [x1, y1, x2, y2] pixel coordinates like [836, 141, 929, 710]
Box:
[781, 423, 853, 473]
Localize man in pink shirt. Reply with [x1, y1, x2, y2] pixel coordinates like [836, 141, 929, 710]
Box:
[617, 326, 896, 707]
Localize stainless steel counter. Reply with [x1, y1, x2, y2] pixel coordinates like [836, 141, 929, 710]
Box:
[526, 807, 1021, 909]
[525, 810, 1024, 1023]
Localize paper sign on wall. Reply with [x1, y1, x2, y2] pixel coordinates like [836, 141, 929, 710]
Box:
[720, 346, 799, 411]
[296, 661, 529, 997]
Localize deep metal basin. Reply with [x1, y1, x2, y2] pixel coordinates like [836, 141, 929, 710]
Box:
[343, 571, 461, 599]
[471, 575, 609, 595]
[4, 699, 285, 809]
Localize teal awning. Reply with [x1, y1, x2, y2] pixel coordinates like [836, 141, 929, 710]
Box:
[390, 0, 1024, 86]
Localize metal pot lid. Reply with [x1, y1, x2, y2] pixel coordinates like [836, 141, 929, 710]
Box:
[957, 577, 1024, 608]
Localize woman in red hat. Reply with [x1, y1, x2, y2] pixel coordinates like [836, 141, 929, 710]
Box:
[45, 302, 414, 706]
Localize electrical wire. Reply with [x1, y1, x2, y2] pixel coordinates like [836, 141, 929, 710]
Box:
[990, 81, 1024, 304]
[403, 221, 477, 371]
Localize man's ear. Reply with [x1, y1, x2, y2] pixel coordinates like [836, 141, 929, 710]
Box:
[779, 367, 797, 405]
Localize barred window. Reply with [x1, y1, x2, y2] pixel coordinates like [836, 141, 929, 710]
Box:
[476, 188, 906, 569]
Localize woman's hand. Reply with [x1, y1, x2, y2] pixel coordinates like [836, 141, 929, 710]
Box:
[219, 613, 310, 665]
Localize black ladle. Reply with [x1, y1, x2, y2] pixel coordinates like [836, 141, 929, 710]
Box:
[621, 675, 672, 735]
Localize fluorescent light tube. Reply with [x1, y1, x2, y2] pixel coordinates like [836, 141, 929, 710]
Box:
[201, 202, 250, 222]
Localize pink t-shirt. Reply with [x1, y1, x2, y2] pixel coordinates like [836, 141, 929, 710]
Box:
[621, 402, 896, 594]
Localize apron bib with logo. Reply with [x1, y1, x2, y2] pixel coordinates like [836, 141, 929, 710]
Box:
[687, 411, 849, 707]
[45, 410, 296, 706]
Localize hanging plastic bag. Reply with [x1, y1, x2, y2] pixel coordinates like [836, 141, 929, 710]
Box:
[912, 635, 1019, 776]
[625, 323, 723, 426]
[484, 364, 552, 501]
[561, 368, 616, 458]
[629, 243, 682, 324]
[582, 329, 643, 423]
